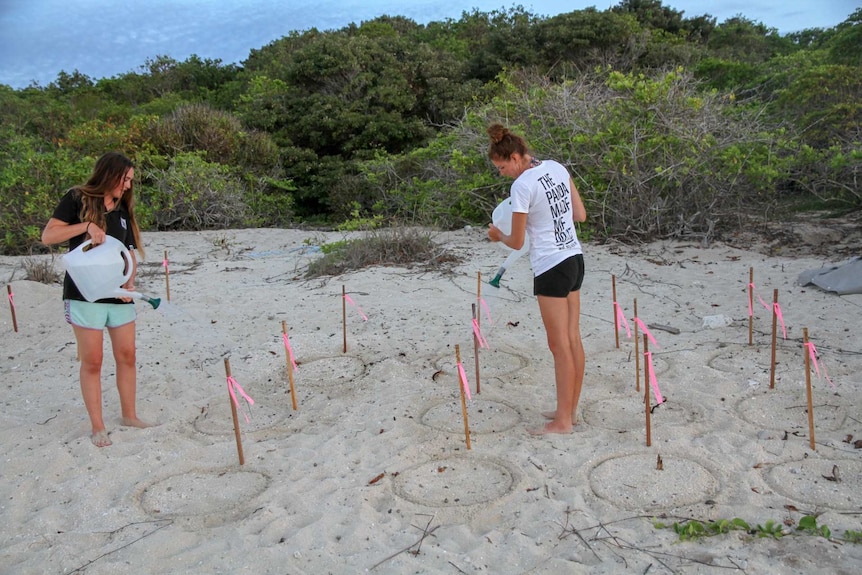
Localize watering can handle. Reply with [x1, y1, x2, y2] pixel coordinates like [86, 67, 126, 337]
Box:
[118, 242, 134, 285]
[79, 237, 134, 285]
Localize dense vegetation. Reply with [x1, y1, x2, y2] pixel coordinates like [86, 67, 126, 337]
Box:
[1, 1, 860, 255]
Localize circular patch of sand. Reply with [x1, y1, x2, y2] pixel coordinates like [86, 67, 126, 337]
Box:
[293, 355, 366, 388]
[735, 389, 846, 431]
[140, 469, 269, 526]
[583, 397, 703, 431]
[193, 395, 287, 436]
[764, 459, 862, 511]
[434, 347, 528, 380]
[420, 398, 521, 434]
[590, 453, 719, 510]
[393, 456, 517, 507]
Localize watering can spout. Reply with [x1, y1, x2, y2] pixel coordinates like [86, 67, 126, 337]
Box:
[141, 295, 161, 309]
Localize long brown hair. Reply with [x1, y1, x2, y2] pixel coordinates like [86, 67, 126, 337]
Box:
[487, 123, 529, 161]
[75, 152, 145, 259]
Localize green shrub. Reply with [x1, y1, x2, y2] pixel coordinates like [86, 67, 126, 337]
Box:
[0, 131, 92, 255]
[140, 152, 250, 230]
[305, 227, 459, 277]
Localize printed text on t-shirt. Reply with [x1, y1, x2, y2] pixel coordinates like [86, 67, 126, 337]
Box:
[538, 172, 574, 247]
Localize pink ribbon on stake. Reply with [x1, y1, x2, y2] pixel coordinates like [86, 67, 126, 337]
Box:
[282, 333, 298, 371]
[472, 318, 489, 349]
[773, 302, 787, 340]
[479, 298, 493, 324]
[227, 376, 255, 423]
[7, 290, 14, 310]
[644, 351, 665, 404]
[633, 318, 659, 348]
[343, 294, 368, 321]
[747, 283, 770, 316]
[457, 362, 473, 401]
[162, 257, 169, 270]
[804, 342, 836, 388]
[614, 301, 631, 338]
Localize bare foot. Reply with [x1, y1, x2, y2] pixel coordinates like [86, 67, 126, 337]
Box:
[91, 429, 112, 447]
[527, 422, 573, 436]
[542, 410, 578, 423]
[119, 417, 156, 429]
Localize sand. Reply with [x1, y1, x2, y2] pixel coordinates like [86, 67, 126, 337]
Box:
[1, 226, 861, 574]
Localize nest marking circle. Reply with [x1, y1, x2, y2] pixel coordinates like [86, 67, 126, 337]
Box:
[393, 456, 517, 508]
[590, 453, 719, 510]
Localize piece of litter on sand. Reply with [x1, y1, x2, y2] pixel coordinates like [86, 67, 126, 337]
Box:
[648, 323, 680, 335]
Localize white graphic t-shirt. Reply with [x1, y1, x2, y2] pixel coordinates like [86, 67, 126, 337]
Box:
[510, 159, 582, 277]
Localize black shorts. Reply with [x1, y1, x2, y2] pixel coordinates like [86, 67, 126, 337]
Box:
[534, 254, 585, 297]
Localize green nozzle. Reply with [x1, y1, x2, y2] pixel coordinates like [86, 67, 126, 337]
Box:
[144, 296, 161, 310]
[489, 273, 502, 288]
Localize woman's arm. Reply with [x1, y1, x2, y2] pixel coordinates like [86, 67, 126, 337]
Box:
[569, 177, 586, 223]
[123, 249, 138, 289]
[488, 211, 528, 250]
[41, 218, 88, 246]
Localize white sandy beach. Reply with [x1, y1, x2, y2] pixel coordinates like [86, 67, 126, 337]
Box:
[2, 226, 861, 574]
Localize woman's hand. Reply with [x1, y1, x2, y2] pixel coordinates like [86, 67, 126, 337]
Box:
[487, 224, 503, 242]
[87, 223, 107, 245]
[119, 280, 135, 303]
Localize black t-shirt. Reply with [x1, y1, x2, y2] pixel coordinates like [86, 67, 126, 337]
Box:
[52, 189, 137, 303]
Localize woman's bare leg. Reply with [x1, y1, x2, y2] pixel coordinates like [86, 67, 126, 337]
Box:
[73, 325, 111, 447]
[108, 321, 151, 428]
[529, 294, 576, 435]
[537, 290, 585, 428]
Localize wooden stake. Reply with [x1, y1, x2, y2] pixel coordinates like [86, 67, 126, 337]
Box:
[644, 334, 651, 447]
[456, 344, 472, 450]
[633, 298, 640, 393]
[612, 274, 619, 348]
[224, 357, 245, 466]
[164, 250, 171, 302]
[342, 285, 347, 353]
[476, 271, 482, 328]
[748, 267, 754, 346]
[7, 285, 17, 333]
[472, 303, 481, 395]
[769, 289, 779, 389]
[282, 320, 298, 410]
[803, 328, 815, 450]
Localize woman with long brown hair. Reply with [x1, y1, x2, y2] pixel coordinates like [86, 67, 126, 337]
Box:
[486, 124, 587, 435]
[42, 152, 152, 447]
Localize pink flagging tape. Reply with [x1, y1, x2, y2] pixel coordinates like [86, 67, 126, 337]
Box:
[472, 319, 489, 349]
[634, 318, 659, 348]
[644, 351, 665, 404]
[805, 342, 836, 388]
[343, 294, 368, 321]
[774, 302, 787, 340]
[614, 301, 631, 338]
[282, 333, 298, 371]
[747, 282, 770, 317]
[457, 362, 473, 401]
[227, 375, 255, 423]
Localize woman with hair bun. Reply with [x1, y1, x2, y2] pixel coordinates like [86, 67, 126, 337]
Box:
[486, 123, 587, 435]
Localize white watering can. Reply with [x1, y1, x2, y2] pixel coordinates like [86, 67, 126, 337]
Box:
[62, 236, 160, 309]
[489, 197, 530, 287]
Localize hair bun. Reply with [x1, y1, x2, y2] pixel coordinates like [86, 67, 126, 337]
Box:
[487, 123, 507, 144]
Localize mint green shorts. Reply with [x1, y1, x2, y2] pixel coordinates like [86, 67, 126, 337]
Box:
[65, 299, 136, 330]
